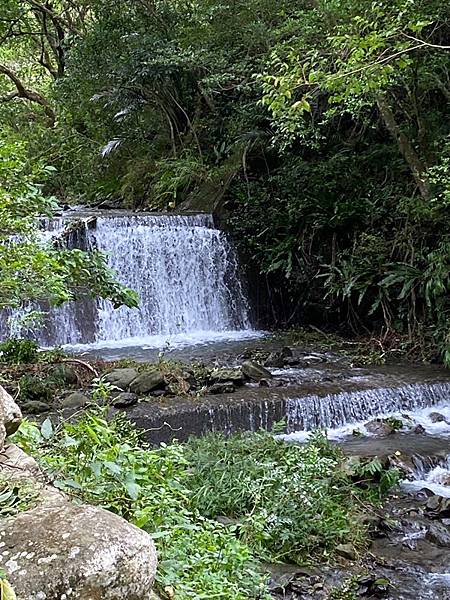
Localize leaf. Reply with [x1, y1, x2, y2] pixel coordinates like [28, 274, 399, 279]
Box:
[0, 579, 17, 600]
[104, 461, 122, 475]
[125, 481, 140, 500]
[40, 418, 53, 440]
[53, 479, 82, 491]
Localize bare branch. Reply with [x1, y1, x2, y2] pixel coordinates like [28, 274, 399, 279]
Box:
[402, 33, 450, 50]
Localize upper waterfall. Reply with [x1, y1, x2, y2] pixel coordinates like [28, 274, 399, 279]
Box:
[1, 213, 255, 350]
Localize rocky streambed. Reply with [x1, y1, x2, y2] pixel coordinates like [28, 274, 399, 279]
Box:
[4, 340, 450, 599]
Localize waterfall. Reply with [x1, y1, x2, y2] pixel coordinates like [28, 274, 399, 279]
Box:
[285, 382, 450, 433]
[0, 213, 253, 349]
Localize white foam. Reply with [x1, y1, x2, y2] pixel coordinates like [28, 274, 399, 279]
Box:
[63, 329, 265, 352]
[282, 399, 450, 443]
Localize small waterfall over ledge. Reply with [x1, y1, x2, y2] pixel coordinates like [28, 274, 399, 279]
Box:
[1, 213, 255, 349]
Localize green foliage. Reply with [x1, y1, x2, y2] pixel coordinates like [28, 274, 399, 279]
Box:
[12, 413, 269, 599]
[90, 376, 117, 403]
[1, 0, 450, 363]
[17, 373, 60, 405]
[0, 477, 38, 517]
[12, 411, 398, 598]
[0, 135, 138, 313]
[0, 339, 39, 364]
[185, 430, 372, 563]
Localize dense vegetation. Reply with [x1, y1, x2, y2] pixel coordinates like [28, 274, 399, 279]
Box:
[0, 1, 449, 354]
[12, 410, 398, 598]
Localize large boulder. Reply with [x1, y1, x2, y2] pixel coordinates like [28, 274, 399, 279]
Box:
[241, 360, 273, 381]
[209, 368, 244, 385]
[104, 368, 139, 391]
[129, 370, 165, 395]
[0, 445, 158, 600]
[0, 385, 22, 449]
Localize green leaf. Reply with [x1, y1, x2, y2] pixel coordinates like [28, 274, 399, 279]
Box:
[104, 461, 122, 475]
[125, 481, 140, 500]
[40, 418, 53, 440]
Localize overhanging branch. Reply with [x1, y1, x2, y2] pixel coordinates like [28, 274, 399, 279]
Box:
[0, 63, 55, 125]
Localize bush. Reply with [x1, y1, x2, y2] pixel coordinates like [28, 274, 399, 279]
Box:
[12, 412, 398, 597]
[185, 430, 368, 563]
[0, 339, 39, 364]
[12, 413, 269, 600]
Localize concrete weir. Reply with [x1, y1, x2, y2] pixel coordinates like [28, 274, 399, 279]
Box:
[122, 364, 450, 445]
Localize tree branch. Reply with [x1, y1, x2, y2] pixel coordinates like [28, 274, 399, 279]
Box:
[0, 63, 55, 125]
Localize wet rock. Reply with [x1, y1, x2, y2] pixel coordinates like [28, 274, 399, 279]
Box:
[258, 378, 285, 388]
[61, 391, 90, 409]
[104, 368, 139, 391]
[365, 419, 394, 436]
[426, 522, 450, 547]
[335, 543, 356, 560]
[209, 368, 244, 385]
[241, 360, 272, 381]
[356, 574, 391, 597]
[48, 363, 79, 385]
[388, 453, 416, 477]
[129, 370, 165, 395]
[209, 382, 235, 394]
[114, 392, 139, 408]
[303, 354, 327, 364]
[21, 400, 51, 414]
[429, 412, 449, 424]
[265, 562, 315, 594]
[0, 385, 22, 449]
[413, 424, 426, 434]
[259, 378, 271, 387]
[264, 352, 286, 368]
[284, 356, 302, 367]
[426, 495, 450, 518]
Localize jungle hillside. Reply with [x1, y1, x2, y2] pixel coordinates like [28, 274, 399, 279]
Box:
[1, 0, 450, 362]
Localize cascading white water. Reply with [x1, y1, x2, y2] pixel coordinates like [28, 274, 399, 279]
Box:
[284, 382, 450, 434]
[94, 215, 250, 344]
[0, 213, 255, 349]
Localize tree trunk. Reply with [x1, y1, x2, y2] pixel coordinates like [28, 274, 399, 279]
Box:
[377, 95, 430, 199]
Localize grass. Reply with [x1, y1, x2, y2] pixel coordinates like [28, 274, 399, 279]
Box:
[10, 410, 398, 599]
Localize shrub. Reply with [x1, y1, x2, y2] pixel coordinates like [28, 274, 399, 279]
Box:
[0, 339, 39, 364]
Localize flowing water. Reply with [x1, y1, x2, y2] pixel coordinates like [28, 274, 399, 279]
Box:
[283, 381, 450, 437]
[0, 213, 259, 350]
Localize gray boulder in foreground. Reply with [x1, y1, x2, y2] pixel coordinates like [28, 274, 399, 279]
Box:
[0, 492, 158, 600]
[0, 385, 22, 449]
[0, 393, 158, 600]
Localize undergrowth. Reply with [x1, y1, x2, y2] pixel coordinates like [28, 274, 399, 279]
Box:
[12, 413, 269, 600]
[185, 431, 369, 563]
[11, 411, 398, 598]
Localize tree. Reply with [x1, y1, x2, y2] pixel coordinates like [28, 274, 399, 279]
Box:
[0, 0, 93, 124]
[0, 133, 138, 310]
[261, 0, 450, 199]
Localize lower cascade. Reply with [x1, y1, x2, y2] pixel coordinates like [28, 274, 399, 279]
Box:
[1, 213, 253, 349]
[285, 382, 450, 434]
